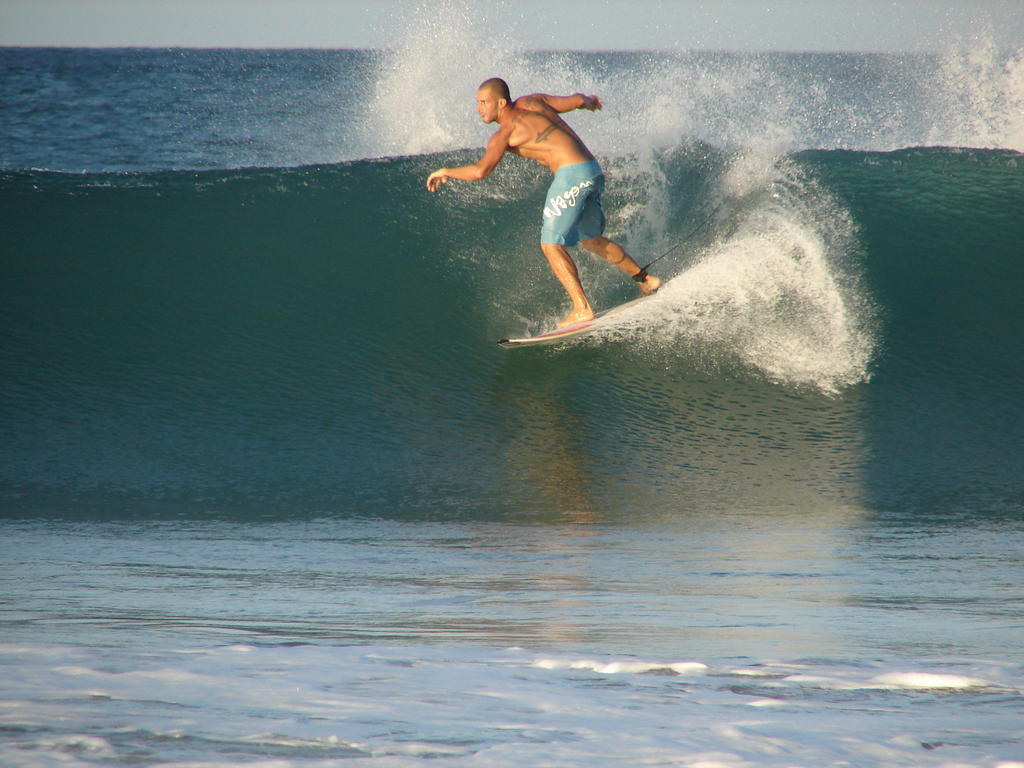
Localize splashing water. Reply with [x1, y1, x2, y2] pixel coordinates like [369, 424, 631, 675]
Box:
[610, 153, 876, 394]
[361, 2, 1024, 158]
[928, 36, 1024, 149]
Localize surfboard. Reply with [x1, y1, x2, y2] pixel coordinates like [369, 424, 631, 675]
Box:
[497, 295, 649, 348]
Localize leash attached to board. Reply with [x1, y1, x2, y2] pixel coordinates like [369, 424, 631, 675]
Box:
[636, 198, 728, 277]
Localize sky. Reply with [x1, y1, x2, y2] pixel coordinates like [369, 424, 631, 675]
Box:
[2, 0, 1022, 52]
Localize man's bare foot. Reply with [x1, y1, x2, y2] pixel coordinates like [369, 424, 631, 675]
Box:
[558, 308, 595, 328]
[637, 273, 661, 295]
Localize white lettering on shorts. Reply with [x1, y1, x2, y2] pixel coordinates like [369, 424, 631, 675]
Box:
[543, 179, 594, 219]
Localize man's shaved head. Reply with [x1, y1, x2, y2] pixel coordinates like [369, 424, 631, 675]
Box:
[478, 77, 511, 103]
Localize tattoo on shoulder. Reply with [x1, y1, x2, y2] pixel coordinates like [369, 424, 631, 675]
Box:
[535, 124, 558, 143]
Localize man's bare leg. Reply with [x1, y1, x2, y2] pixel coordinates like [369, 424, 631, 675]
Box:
[541, 243, 595, 327]
[581, 235, 661, 295]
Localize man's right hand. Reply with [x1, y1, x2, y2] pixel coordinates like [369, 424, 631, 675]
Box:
[426, 169, 449, 192]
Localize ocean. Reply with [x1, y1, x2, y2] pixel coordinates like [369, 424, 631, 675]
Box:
[1, 31, 1023, 768]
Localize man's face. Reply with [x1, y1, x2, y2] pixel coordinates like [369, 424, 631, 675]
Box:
[476, 89, 502, 123]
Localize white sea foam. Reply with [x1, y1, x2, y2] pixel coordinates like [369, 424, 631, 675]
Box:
[534, 658, 708, 675]
[746, 698, 785, 708]
[872, 672, 992, 690]
[2, 640, 1022, 767]
[782, 670, 1005, 692]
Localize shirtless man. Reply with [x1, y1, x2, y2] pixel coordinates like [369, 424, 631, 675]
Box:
[426, 77, 659, 327]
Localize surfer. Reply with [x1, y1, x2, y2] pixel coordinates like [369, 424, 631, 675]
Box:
[426, 77, 659, 327]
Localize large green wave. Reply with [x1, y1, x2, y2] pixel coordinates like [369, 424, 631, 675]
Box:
[1, 147, 1021, 518]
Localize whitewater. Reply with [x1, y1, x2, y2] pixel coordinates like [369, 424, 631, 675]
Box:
[2, 5, 1023, 767]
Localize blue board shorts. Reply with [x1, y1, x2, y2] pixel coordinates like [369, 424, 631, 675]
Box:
[540, 159, 606, 246]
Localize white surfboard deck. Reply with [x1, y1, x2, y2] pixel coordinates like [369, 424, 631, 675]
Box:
[497, 295, 650, 348]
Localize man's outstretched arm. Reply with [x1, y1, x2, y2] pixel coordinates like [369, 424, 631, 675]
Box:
[426, 127, 511, 191]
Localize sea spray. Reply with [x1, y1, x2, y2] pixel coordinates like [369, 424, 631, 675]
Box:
[604, 151, 877, 394]
[361, 9, 1024, 163]
[928, 36, 1024, 150]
